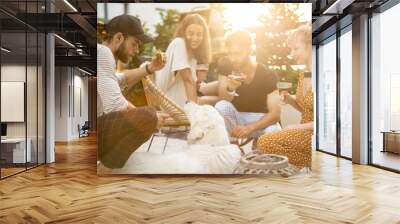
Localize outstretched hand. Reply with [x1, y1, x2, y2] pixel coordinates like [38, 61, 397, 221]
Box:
[148, 51, 166, 73]
[280, 91, 295, 105]
[231, 125, 255, 139]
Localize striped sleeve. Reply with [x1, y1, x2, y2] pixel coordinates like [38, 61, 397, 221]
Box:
[97, 44, 129, 114]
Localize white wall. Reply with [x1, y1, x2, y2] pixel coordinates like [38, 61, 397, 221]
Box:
[55, 67, 69, 141]
[1, 64, 46, 163]
[55, 67, 89, 141]
[1, 65, 35, 138]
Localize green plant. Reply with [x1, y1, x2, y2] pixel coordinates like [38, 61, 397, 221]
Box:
[153, 8, 181, 52]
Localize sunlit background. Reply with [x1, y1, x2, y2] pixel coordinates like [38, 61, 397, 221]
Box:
[98, 3, 311, 34]
[97, 3, 312, 94]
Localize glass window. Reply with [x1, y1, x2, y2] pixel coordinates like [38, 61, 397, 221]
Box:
[27, 30, 38, 169]
[371, 3, 400, 171]
[1, 23, 28, 178]
[312, 45, 317, 150]
[38, 32, 45, 165]
[317, 36, 337, 154]
[339, 28, 352, 158]
[0, 0, 46, 179]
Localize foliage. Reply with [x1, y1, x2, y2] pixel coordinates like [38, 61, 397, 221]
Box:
[153, 8, 181, 52]
[257, 4, 304, 93]
[97, 18, 107, 44]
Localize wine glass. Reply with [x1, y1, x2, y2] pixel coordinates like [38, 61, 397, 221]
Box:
[277, 81, 292, 105]
[227, 71, 245, 96]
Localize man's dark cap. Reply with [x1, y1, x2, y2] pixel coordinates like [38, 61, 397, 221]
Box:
[106, 15, 152, 43]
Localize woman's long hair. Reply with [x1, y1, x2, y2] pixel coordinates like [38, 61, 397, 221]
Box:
[174, 13, 211, 64]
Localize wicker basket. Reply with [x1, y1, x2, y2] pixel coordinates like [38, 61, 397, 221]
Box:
[233, 151, 298, 177]
[141, 76, 190, 127]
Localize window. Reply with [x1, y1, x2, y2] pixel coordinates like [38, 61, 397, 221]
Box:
[339, 28, 352, 158]
[317, 35, 337, 154]
[0, 0, 47, 179]
[370, 2, 400, 171]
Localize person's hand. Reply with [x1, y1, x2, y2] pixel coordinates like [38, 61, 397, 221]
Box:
[280, 90, 295, 105]
[148, 51, 166, 72]
[156, 112, 170, 129]
[227, 73, 245, 90]
[196, 70, 208, 84]
[231, 125, 255, 138]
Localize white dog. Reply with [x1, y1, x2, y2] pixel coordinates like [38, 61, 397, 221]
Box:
[103, 102, 241, 174]
[184, 102, 230, 146]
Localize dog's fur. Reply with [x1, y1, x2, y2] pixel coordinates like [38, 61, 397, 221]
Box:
[102, 103, 241, 174]
[184, 102, 230, 146]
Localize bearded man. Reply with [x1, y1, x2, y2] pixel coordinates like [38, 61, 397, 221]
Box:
[97, 15, 166, 169]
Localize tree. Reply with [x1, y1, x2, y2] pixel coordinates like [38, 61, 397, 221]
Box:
[257, 4, 303, 93]
[153, 8, 181, 52]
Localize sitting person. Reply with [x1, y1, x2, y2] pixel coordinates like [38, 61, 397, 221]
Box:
[214, 30, 282, 142]
[97, 15, 167, 169]
[257, 25, 313, 170]
[155, 14, 212, 107]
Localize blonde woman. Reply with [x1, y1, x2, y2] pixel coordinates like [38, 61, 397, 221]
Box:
[155, 14, 211, 107]
[257, 25, 313, 170]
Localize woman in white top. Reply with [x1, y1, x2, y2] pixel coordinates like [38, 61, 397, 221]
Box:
[155, 14, 211, 107]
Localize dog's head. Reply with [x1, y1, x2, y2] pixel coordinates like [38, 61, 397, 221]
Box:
[184, 102, 229, 145]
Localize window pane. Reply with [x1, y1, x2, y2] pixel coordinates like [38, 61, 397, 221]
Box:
[317, 37, 337, 154]
[371, 3, 400, 171]
[1, 30, 27, 177]
[38, 32, 45, 165]
[340, 29, 352, 158]
[27, 31, 38, 169]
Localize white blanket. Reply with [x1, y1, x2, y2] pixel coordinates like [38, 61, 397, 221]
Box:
[99, 103, 242, 174]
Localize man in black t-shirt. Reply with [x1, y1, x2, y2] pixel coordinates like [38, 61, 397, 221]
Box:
[215, 30, 282, 141]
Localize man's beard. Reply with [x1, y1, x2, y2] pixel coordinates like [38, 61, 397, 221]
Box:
[115, 41, 130, 64]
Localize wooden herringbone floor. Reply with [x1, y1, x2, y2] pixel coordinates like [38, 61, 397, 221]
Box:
[1, 135, 400, 224]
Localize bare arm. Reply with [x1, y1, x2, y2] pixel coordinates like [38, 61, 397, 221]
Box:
[282, 91, 303, 113]
[127, 102, 136, 109]
[199, 80, 219, 96]
[248, 90, 281, 131]
[178, 68, 198, 103]
[231, 90, 281, 138]
[122, 65, 149, 90]
[121, 54, 166, 90]
[218, 75, 235, 102]
[289, 97, 303, 113]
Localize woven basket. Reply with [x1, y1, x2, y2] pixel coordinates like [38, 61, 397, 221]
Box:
[233, 151, 298, 177]
[141, 76, 190, 127]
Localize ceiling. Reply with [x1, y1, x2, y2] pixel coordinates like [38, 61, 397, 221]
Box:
[0, 0, 97, 74]
[0, 0, 395, 75]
